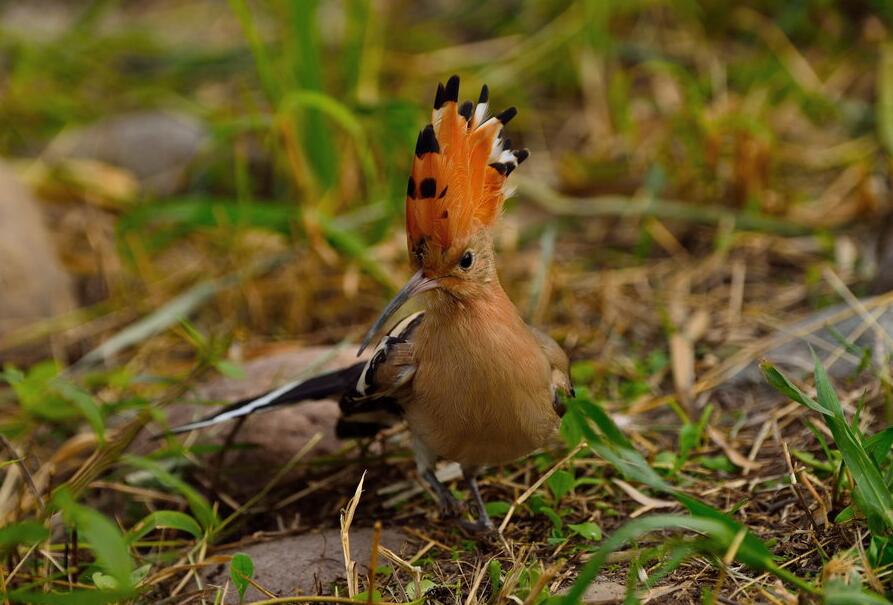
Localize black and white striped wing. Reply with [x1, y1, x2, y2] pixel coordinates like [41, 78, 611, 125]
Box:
[336, 311, 424, 438]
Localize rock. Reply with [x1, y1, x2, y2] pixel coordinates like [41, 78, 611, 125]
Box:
[0, 2, 78, 42]
[202, 527, 412, 603]
[723, 300, 893, 387]
[44, 111, 209, 196]
[579, 579, 627, 604]
[0, 162, 75, 336]
[138, 346, 364, 492]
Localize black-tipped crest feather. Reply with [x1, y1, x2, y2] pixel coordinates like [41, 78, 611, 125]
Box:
[444, 75, 460, 102]
[478, 84, 489, 104]
[415, 124, 439, 157]
[458, 101, 473, 120]
[433, 82, 446, 109]
[495, 106, 517, 125]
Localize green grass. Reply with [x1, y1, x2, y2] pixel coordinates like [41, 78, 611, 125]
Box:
[557, 360, 893, 603]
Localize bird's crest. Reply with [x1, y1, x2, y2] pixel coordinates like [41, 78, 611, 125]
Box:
[406, 75, 528, 254]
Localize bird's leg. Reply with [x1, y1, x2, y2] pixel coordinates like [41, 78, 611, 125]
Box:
[421, 468, 463, 518]
[414, 439, 463, 518]
[458, 467, 496, 534]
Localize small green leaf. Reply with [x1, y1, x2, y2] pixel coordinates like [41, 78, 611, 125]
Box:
[57, 383, 106, 442]
[825, 580, 892, 605]
[653, 450, 676, 470]
[675, 403, 713, 474]
[93, 571, 119, 590]
[122, 455, 218, 531]
[488, 560, 502, 593]
[484, 501, 511, 518]
[52, 488, 134, 589]
[568, 521, 602, 541]
[570, 361, 596, 386]
[790, 449, 834, 473]
[0, 520, 49, 553]
[127, 510, 203, 544]
[696, 455, 735, 473]
[559, 407, 584, 447]
[8, 362, 109, 432]
[353, 590, 382, 603]
[865, 426, 893, 465]
[834, 505, 857, 524]
[230, 552, 254, 602]
[130, 564, 152, 585]
[374, 565, 393, 578]
[405, 579, 436, 600]
[645, 349, 669, 373]
[547, 470, 575, 502]
[539, 505, 563, 529]
[214, 360, 246, 379]
[760, 362, 831, 416]
[869, 535, 893, 568]
[678, 422, 699, 455]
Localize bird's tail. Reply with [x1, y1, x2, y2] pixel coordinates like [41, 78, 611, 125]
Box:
[164, 362, 366, 435]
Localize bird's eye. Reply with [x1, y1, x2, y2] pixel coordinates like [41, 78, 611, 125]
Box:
[459, 250, 474, 270]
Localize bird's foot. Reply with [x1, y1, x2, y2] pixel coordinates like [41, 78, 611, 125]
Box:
[456, 516, 497, 535]
[457, 472, 498, 535]
[436, 491, 466, 519]
[422, 469, 465, 519]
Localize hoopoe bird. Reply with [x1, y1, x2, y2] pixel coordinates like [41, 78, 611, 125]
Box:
[168, 76, 572, 532]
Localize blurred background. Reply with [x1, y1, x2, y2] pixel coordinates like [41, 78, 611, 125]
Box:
[4, 0, 892, 372]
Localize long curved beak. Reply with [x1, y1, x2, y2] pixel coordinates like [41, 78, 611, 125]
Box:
[357, 269, 438, 355]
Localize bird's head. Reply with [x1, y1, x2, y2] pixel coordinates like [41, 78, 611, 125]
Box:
[358, 75, 528, 354]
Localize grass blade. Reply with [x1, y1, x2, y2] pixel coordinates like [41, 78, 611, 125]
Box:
[879, 43, 893, 156]
[812, 357, 893, 533]
[121, 455, 218, 532]
[286, 0, 338, 192]
[52, 488, 134, 588]
[126, 510, 203, 544]
[825, 580, 893, 605]
[0, 521, 48, 553]
[759, 361, 831, 416]
[561, 514, 816, 604]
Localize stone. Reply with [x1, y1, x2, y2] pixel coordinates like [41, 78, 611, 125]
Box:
[723, 300, 893, 387]
[44, 111, 209, 196]
[579, 579, 627, 604]
[137, 346, 365, 492]
[0, 162, 75, 336]
[201, 527, 412, 603]
[0, 2, 78, 42]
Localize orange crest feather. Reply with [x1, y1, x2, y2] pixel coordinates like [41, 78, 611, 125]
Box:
[405, 76, 529, 253]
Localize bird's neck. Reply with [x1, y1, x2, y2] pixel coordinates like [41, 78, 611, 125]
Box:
[424, 278, 523, 327]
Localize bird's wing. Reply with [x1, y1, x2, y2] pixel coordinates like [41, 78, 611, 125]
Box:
[164, 311, 425, 436]
[530, 327, 573, 416]
[336, 311, 424, 437]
